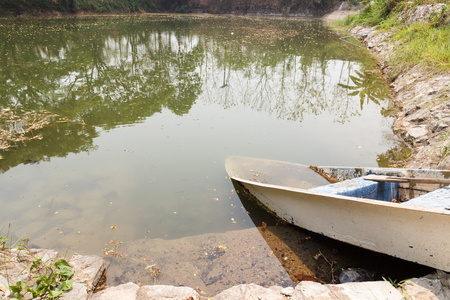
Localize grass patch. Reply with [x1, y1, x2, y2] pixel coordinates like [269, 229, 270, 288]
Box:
[345, 0, 403, 27]
[0, 227, 74, 299]
[392, 22, 450, 70]
[340, 0, 450, 70]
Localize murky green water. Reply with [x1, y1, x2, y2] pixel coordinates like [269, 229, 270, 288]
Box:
[0, 14, 404, 291]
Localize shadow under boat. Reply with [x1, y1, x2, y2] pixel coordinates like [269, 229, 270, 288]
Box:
[231, 180, 433, 285]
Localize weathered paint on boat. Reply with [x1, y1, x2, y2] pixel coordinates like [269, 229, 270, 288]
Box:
[225, 156, 450, 272]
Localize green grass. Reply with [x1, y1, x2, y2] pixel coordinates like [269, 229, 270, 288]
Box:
[1, 229, 74, 300]
[393, 22, 450, 70]
[341, 0, 403, 27]
[341, 0, 450, 70]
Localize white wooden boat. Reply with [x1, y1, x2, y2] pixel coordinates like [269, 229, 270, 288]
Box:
[225, 156, 450, 272]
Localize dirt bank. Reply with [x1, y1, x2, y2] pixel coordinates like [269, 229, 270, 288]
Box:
[187, 0, 339, 16]
[345, 4, 450, 169]
[0, 0, 340, 17]
[322, 2, 363, 21]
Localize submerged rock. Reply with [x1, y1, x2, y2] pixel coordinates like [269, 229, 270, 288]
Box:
[201, 263, 224, 286]
[339, 268, 376, 283]
[137, 285, 200, 300]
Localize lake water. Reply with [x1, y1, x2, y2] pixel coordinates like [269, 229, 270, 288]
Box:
[0, 14, 410, 293]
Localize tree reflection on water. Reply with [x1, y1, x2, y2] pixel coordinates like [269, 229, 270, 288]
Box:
[0, 15, 393, 168]
[0, 17, 408, 288]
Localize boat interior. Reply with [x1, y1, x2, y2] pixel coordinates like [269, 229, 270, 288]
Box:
[312, 166, 450, 210]
[225, 157, 450, 211]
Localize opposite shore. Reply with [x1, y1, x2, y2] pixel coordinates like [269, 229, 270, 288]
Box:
[1, 2, 450, 299]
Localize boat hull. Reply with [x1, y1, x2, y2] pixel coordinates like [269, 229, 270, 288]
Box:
[226, 157, 450, 272]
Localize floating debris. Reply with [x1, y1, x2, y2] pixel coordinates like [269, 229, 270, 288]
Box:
[0, 107, 86, 152]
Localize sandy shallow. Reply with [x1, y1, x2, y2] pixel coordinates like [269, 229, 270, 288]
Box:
[103, 228, 294, 296]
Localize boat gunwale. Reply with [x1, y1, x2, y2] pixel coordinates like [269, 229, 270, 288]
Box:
[228, 175, 450, 215]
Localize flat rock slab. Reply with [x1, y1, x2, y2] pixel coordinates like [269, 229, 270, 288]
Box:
[294, 281, 338, 299]
[213, 283, 285, 300]
[400, 281, 439, 300]
[136, 285, 200, 300]
[327, 281, 402, 300]
[70, 254, 106, 291]
[400, 270, 450, 300]
[62, 271, 447, 300]
[85, 284, 200, 300]
[89, 282, 139, 300]
[15, 248, 59, 263]
[56, 279, 441, 300]
[212, 281, 404, 300]
[405, 125, 428, 143]
[61, 283, 88, 300]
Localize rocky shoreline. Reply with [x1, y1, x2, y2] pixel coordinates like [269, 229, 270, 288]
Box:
[1, 248, 449, 299]
[347, 4, 450, 169]
[0, 249, 450, 300]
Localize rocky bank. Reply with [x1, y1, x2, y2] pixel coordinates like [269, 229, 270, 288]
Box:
[347, 3, 450, 169]
[1, 249, 449, 299]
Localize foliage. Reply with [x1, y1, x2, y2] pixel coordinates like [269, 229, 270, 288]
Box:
[0, 236, 7, 249]
[392, 22, 450, 70]
[0, 0, 347, 15]
[0, 0, 157, 14]
[0, 231, 74, 299]
[344, 0, 449, 28]
[344, 0, 403, 26]
[10, 259, 74, 299]
[0, 0, 75, 14]
[74, 0, 156, 13]
[175, 4, 190, 13]
[341, 0, 450, 70]
[382, 276, 412, 287]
